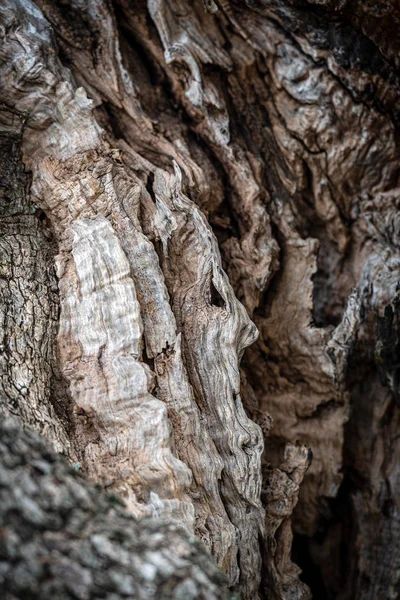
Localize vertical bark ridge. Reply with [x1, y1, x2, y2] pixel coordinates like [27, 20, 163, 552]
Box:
[1, 0, 194, 527]
[2, 0, 400, 597]
[150, 163, 265, 595]
[0, 1, 268, 597]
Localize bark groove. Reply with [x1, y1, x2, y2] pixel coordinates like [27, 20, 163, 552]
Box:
[1, 0, 400, 598]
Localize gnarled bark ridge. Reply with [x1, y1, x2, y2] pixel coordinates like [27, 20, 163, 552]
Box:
[1, 0, 400, 598]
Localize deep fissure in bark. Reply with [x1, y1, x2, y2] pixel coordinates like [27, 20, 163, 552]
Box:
[1, 0, 400, 598]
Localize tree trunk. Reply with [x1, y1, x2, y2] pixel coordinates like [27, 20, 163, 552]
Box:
[0, 416, 229, 600]
[0, 0, 399, 598]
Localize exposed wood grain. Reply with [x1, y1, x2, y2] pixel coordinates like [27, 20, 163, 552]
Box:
[1, 0, 400, 597]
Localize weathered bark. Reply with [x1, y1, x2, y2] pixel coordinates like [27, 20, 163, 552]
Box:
[0, 416, 228, 600]
[1, 0, 400, 598]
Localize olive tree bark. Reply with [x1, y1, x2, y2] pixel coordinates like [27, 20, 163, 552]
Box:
[1, 0, 399, 599]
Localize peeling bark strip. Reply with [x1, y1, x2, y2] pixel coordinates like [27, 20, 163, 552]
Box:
[1, 0, 400, 598]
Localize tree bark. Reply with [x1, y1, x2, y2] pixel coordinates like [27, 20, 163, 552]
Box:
[0, 416, 228, 600]
[0, 0, 399, 598]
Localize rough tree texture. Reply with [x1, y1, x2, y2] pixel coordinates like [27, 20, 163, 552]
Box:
[0, 0, 400, 598]
[0, 123, 74, 459]
[0, 416, 228, 600]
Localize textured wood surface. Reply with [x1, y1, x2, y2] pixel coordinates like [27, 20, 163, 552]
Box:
[1, 0, 400, 598]
[0, 416, 228, 600]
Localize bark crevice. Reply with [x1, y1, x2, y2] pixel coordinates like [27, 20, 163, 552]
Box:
[1, 0, 400, 598]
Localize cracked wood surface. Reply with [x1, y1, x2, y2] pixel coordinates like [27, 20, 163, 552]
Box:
[1, 0, 400, 598]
